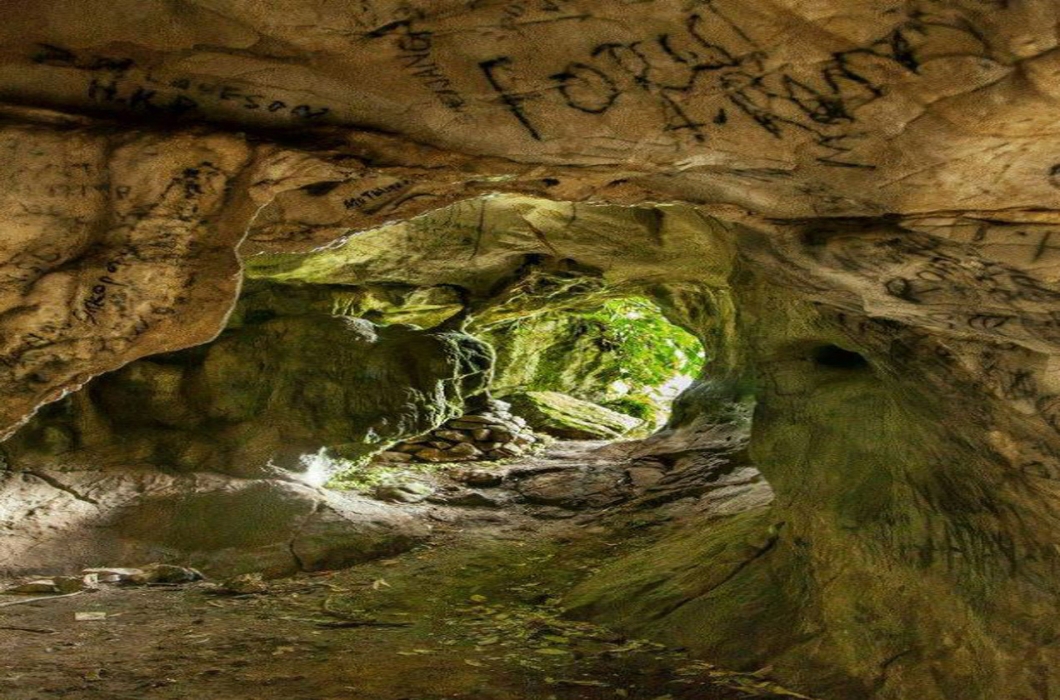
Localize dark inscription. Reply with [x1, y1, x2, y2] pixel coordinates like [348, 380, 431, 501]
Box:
[34, 44, 330, 121]
[342, 180, 411, 210]
[368, 21, 467, 112]
[478, 4, 987, 164]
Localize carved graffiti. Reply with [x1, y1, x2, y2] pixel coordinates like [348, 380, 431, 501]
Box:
[478, 2, 988, 164]
[367, 20, 468, 112]
[34, 44, 331, 121]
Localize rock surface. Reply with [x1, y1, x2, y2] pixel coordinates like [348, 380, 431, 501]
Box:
[0, 464, 428, 578]
[5, 314, 492, 477]
[380, 399, 539, 463]
[507, 391, 643, 440]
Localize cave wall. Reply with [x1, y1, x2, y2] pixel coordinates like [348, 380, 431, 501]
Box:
[568, 250, 1060, 700]
[0, 305, 487, 579]
[6, 311, 492, 477]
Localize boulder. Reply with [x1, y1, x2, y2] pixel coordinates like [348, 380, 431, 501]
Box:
[375, 451, 414, 463]
[371, 481, 434, 504]
[0, 468, 428, 579]
[446, 442, 482, 459]
[455, 469, 504, 488]
[506, 391, 643, 440]
[433, 430, 471, 443]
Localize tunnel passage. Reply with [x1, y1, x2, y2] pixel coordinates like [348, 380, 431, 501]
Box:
[0, 195, 746, 571]
[3, 194, 1060, 700]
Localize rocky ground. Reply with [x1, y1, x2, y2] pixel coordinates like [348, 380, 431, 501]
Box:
[0, 440, 794, 700]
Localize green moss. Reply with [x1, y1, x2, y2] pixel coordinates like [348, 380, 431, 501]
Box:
[602, 395, 656, 421]
[326, 459, 443, 493]
[480, 297, 704, 422]
[577, 297, 704, 387]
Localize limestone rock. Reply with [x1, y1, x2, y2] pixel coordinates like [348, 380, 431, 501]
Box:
[515, 468, 629, 509]
[375, 451, 413, 463]
[0, 3, 1056, 699]
[372, 481, 434, 504]
[455, 469, 504, 488]
[0, 467, 428, 578]
[132, 564, 204, 585]
[433, 430, 470, 443]
[4, 579, 63, 594]
[381, 406, 540, 464]
[446, 442, 481, 460]
[441, 490, 506, 508]
[507, 392, 643, 440]
[216, 572, 267, 595]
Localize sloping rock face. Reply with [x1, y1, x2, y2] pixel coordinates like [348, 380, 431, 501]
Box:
[483, 312, 631, 404]
[507, 391, 643, 440]
[0, 3, 1057, 699]
[0, 468, 428, 578]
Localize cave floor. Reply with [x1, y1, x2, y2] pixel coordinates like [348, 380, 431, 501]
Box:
[0, 441, 790, 700]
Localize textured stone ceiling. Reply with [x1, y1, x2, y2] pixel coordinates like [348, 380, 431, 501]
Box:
[0, 0, 1057, 217]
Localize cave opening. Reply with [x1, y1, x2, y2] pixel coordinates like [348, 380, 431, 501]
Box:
[321, 286, 709, 495]
[811, 344, 869, 371]
[477, 294, 706, 431]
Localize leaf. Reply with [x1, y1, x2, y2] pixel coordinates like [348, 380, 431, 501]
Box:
[535, 647, 571, 655]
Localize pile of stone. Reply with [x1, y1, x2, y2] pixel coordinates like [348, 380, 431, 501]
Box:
[1, 564, 204, 597]
[377, 400, 540, 463]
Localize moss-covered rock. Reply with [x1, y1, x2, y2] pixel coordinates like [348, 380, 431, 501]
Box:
[506, 391, 642, 440]
[8, 314, 493, 478]
[481, 313, 621, 402]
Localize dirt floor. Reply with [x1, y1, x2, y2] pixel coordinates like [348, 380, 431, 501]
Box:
[0, 441, 799, 700]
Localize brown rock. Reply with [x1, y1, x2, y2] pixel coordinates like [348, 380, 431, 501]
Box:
[376, 451, 414, 463]
[4, 579, 61, 594]
[490, 428, 514, 443]
[451, 415, 496, 424]
[446, 442, 483, 459]
[217, 572, 267, 595]
[627, 466, 666, 489]
[134, 563, 204, 584]
[457, 469, 504, 488]
[434, 429, 471, 443]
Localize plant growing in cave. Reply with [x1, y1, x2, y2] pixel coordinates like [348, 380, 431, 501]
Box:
[482, 296, 704, 426]
[578, 297, 704, 389]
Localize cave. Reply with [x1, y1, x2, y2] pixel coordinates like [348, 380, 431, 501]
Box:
[2, 3, 1060, 700]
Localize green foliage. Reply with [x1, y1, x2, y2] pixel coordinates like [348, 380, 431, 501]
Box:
[575, 297, 704, 389]
[602, 396, 656, 421]
[327, 459, 440, 493]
